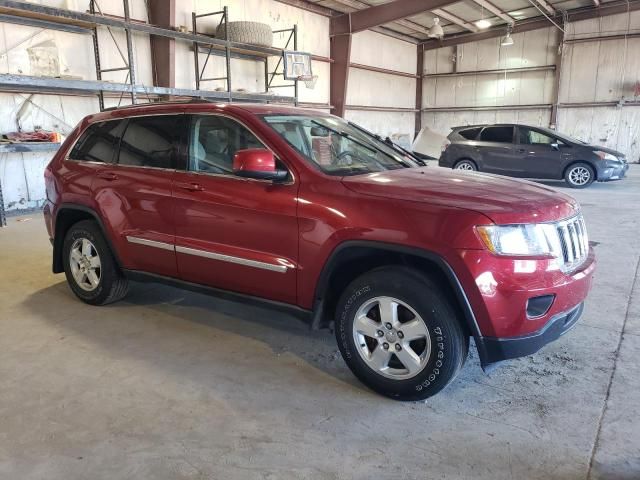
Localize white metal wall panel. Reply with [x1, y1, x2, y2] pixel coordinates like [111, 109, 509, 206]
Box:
[351, 30, 416, 74]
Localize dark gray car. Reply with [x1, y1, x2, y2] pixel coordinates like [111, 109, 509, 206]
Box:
[439, 124, 629, 188]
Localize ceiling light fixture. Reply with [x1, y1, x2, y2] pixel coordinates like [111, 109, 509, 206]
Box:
[501, 24, 514, 46]
[428, 17, 444, 39]
[475, 18, 491, 29]
[500, 31, 514, 46]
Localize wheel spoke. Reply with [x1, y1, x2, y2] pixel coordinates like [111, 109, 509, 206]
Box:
[89, 256, 101, 269]
[87, 270, 100, 287]
[368, 346, 392, 371]
[354, 314, 380, 339]
[377, 298, 399, 327]
[82, 238, 92, 256]
[401, 318, 428, 341]
[395, 346, 422, 375]
[70, 248, 82, 265]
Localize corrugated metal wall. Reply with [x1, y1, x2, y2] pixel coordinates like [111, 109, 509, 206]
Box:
[422, 10, 640, 163]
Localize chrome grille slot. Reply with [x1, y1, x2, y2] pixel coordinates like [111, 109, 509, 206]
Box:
[556, 214, 589, 272]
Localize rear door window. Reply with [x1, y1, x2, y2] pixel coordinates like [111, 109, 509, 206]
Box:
[118, 115, 185, 169]
[68, 120, 126, 163]
[480, 126, 514, 143]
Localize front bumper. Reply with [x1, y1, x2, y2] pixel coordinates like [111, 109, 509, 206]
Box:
[597, 162, 629, 181]
[477, 302, 584, 364]
[451, 247, 595, 366]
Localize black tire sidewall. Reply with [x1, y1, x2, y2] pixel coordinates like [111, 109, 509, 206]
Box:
[565, 163, 594, 188]
[335, 268, 466, 401]
[62, 221, 118, 305]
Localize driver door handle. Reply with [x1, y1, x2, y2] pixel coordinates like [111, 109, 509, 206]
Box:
[176, 182, 204, 192]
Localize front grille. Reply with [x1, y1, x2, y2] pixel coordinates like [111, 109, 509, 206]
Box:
[556, 215, 589, 272]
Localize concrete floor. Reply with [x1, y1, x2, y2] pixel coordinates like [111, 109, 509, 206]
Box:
[1, 167, 639, 480]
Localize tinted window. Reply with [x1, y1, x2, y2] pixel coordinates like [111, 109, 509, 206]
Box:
[118, 115, 183, 169]
[188, 115, 264, 174]
[519, 128, 558, 145]
[459, 127, 481, 140]
[68, 120, 126, 163]
[480, 126, 513, 143]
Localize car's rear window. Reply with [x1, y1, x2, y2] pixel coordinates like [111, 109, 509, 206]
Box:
[458, 127, 481, 140]
[68, 120, 126, 163]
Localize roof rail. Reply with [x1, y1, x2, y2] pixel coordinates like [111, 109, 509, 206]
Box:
[101, 98, 214, 112]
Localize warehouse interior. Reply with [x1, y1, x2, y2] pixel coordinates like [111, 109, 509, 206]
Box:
[0, 0, 639, 478]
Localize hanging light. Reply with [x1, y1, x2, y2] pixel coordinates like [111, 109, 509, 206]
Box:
[428, 17, 444, 39]
[501, 24, 514, 46]
[501, 32, 514, 46]
[475, 18, 491, 29]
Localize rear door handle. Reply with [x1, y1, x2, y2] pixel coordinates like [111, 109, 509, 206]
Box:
[177, 182, 204, 192]
[97, 171, 118, 181]
[517, 148, 526, 153]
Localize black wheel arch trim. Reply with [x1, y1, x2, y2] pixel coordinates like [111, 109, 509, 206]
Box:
[52, 203, 123, 273]
[310, 240, 491, 365]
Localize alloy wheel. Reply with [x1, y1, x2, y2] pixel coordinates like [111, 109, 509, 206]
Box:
[69, 238, 102, 292]
[455, 161, 475, 171]
[569, 166, 591, 186]
[352, 296, 431, 380]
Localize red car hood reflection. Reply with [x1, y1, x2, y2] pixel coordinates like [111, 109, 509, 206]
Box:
[341, 167, 579, 224]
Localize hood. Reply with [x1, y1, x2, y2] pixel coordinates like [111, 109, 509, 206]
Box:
[341, 167, 579, 224]
[584, 144, 626, 160]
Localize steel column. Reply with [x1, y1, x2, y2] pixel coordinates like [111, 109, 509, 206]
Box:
[123, 0, 136, 104]
[415, 43, 423, 138]
[330, 33, 351, 117]
[89, 0, 104, 111]
[147, 0, 175, 90]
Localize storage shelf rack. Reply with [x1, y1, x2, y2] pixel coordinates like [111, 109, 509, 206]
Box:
[0, 0, 299, 109]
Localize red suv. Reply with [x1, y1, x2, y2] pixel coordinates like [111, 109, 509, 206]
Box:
[43, 101, 595, 400]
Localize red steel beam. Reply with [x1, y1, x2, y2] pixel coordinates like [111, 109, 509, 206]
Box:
[147, 0, 175, 89]
[330, 0, 459, 36]
[330, 33, 352, 117]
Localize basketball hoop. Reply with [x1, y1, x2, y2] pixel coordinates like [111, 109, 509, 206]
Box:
[298, 74, 318, 89]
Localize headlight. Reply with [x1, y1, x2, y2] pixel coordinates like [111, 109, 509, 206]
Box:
[476, 224, 562, 257]
[594, 150, 618, 162]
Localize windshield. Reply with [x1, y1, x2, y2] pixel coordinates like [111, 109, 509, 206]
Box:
[261, 114, 418, 176]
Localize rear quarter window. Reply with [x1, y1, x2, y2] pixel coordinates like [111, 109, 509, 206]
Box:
[458, 127, 482, 140]
[68, 120, 126, 163]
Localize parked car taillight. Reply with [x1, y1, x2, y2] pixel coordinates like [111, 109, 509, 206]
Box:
[441, 141, 451, 152]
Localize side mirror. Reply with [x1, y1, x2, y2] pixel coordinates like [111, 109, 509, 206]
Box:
[233, 148, 288, 181]
[551, 142, 560, 151]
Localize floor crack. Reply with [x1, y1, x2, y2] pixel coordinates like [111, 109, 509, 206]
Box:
[586, 254, 640, 479]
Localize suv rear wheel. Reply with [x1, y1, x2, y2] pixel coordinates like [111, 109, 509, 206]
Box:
[334, 266, 468, 401]
[564, 162, 595, 188]
[453, 159, 477, 171]
[63, 220, 129, 305]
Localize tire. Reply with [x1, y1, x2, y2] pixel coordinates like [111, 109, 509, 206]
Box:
[564, 162, 595, 188]
[62, 220, 128, 305]
[334, 266, 468, 401]
[216, 21, 273, 47]
[453, 159, 477, 171]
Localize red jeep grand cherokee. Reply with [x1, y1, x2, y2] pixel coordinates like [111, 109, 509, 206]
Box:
[43, 101, 595, 400]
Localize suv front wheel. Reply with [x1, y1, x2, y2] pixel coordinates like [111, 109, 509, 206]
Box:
[335, 266, 468, 401]
[63, 220, 129, 305]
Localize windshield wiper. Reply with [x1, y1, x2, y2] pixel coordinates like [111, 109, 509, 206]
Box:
[310, 120, 378, 155]
[348, 122, 425, 166]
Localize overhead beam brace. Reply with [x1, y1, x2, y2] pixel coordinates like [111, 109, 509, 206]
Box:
[330, 0, 458, 36]
[432, 8, 477, 32]
[471, 0, 514, 24]
[421, 0, 640, 49]
[531, 0, 555, 15]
